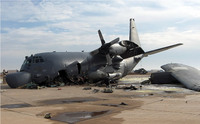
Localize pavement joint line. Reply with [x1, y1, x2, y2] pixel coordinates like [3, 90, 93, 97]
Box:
[1, 94, 36, 107]
[3, 108, 36, 117]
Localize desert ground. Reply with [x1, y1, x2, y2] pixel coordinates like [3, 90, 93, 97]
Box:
[1, 75, 200, 124]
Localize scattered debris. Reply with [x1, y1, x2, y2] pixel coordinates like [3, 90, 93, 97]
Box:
[50, 85, 57, 87]
[116, 85, 139, 90]
[120, 102, 128, 105]
[57, 88, 62, 90]
[103, 88, 113, 93]
[44, 113, 52, 119]
[37, 86, 42, 89]
[83, 87, 92, 90]
[92, 89, 100, 93]
[59, 83, 65, 87]
[141, 80, 151, 85]
[123, 85, 138, 90]
[25, 83, 38, 89]
[148, 93, 154, 96]
[115, 85, 127, 89]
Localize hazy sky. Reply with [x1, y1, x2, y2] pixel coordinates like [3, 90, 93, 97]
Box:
[1, 0, 200, 71]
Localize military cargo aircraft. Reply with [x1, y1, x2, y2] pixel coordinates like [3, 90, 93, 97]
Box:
[6, 19, 182, 88]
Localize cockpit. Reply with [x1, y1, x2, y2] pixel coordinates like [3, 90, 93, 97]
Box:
[23, 55, 44, 64]
[21, 55, 45, 71]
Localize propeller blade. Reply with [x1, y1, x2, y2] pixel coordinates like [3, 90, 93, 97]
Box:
[109, 37, 119, 45]
[98, 30, 105, 45]
[106, 54, 112, 65]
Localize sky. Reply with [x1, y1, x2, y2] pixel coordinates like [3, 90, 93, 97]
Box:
[1, 0, 200, 71]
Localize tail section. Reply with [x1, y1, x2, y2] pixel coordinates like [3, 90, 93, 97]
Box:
[129, 18, 183, 57]
[129, 18, 141, 47]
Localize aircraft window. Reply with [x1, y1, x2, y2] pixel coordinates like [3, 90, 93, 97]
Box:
[40, 59, 44, 62]
[36, 59, 39, 63]
[22, 58, 32, 66]
[27, 59, 31, 63]
[33, 56, 44, 63]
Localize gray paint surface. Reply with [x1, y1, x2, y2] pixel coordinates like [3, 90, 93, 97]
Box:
[162, 63, 200, 91]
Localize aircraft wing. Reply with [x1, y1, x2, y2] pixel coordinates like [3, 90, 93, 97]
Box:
[143, 43, 183, 57]
[161, 63, 200, 91]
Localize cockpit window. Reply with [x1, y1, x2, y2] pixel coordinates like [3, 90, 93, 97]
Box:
[22, 58, 31, 67]
[33, 56, 44, 63]
[22, 55, 44, 67]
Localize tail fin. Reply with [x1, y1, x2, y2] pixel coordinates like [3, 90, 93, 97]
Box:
[129, 18, 141, 47]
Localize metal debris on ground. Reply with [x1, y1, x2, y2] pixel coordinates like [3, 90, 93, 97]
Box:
[44, 113, 52, 119]
[92, 89, 100, 93]
[120, 102, 128, 105]
[25, 83, 38, 89]
[149, 93, 154, 96]
[83, 87, 92, 90]
[57, 88, 62, 90]
[103, 88, 113, 93]
[123, 85, 138, 90]
[141, 80, 151, 85]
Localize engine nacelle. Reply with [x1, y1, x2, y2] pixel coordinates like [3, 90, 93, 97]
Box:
[109, 40, 140, 56]
[109, 43, 127, 55]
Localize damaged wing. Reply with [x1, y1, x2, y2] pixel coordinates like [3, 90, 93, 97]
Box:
[161, 63, 200, 91]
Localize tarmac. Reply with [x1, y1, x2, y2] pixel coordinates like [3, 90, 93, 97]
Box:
[1, 75, 200, 124]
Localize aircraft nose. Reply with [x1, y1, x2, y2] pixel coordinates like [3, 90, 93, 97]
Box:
[6, 72, 31, 88]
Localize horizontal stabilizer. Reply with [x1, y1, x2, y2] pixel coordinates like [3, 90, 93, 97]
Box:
[143, 43, 183, 57]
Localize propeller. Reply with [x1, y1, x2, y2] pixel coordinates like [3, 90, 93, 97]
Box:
[97, 30, 119, 65]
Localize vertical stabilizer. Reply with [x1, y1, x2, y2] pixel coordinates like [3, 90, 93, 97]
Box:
[129, 18, 141, 47]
